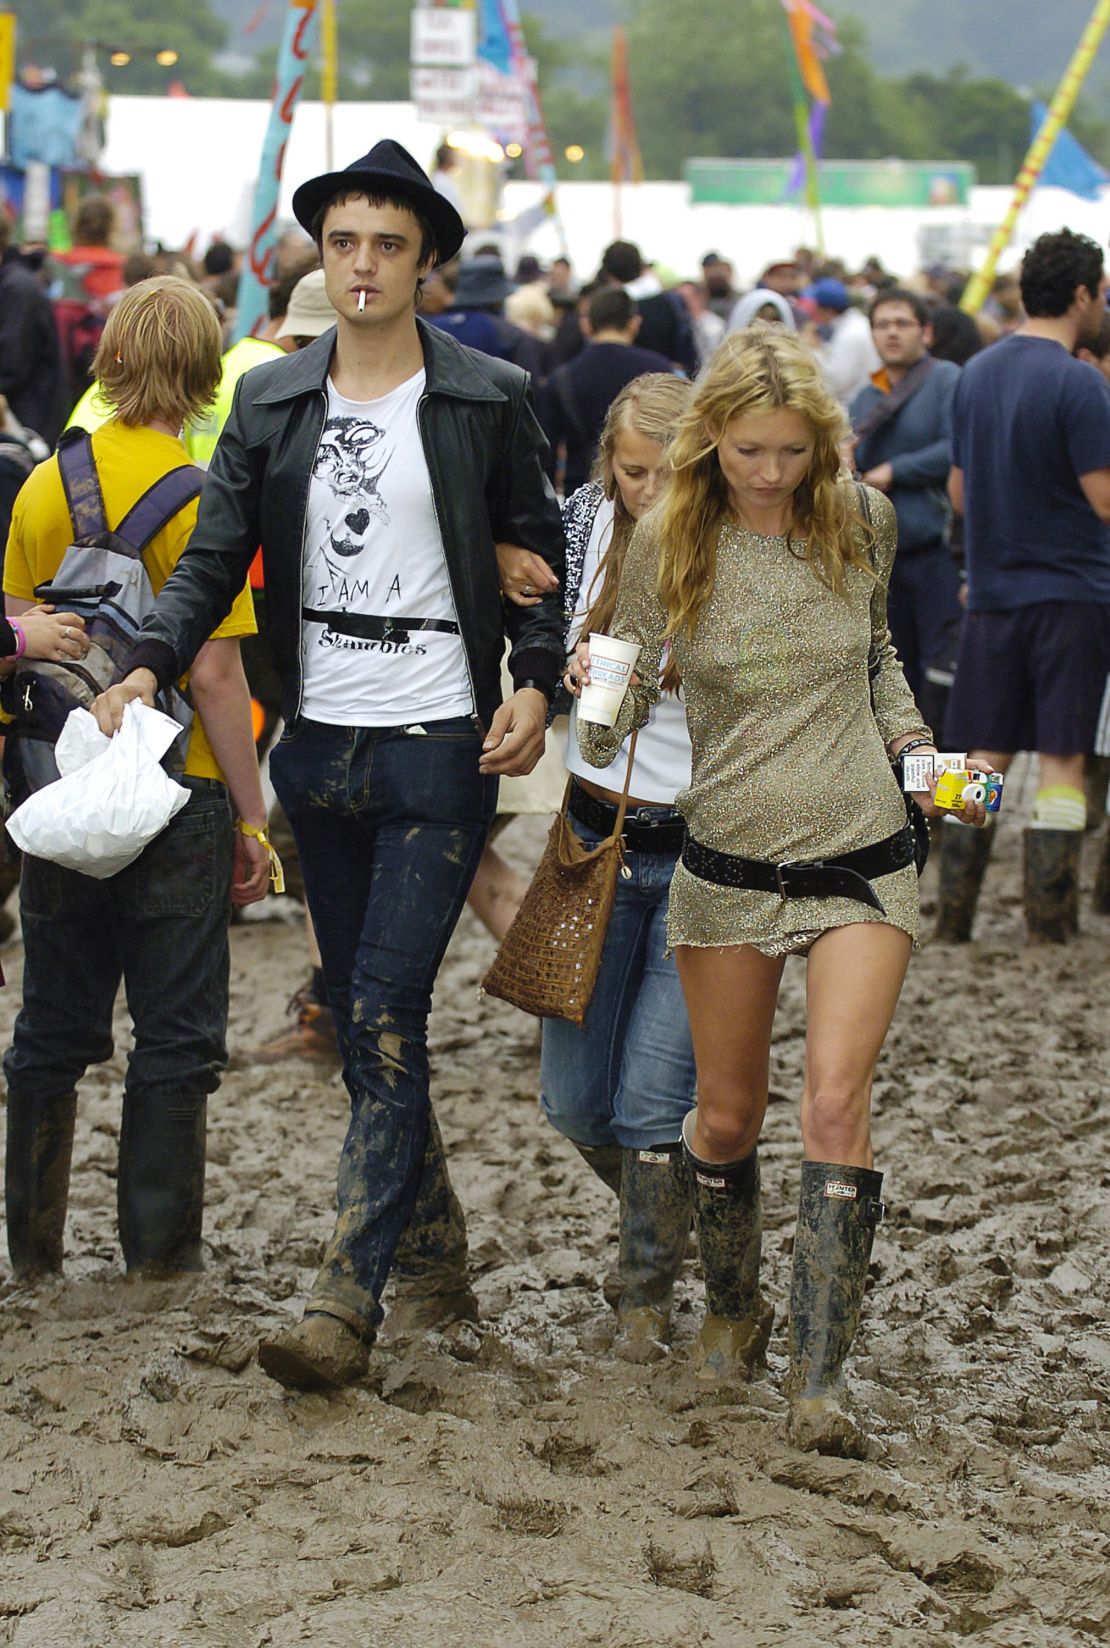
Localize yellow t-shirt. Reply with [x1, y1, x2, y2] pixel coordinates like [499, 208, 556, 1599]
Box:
[4, 421, 256, 782]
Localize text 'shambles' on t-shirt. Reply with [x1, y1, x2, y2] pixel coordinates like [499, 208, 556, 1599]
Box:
[300, 370, 475, 726]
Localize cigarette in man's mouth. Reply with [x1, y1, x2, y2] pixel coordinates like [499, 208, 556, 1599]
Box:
[358, 290, 366, 313]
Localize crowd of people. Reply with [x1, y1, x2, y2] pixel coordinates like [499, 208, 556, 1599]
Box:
[1, 140, 1108, 1462]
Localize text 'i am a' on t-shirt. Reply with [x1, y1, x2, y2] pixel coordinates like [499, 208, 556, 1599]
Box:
[300, 369, 475, 726]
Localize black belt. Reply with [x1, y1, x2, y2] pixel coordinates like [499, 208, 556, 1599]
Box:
[569, 779, 686, 854]
[681, 824, 915, 914]
[302, 609, 460, 643]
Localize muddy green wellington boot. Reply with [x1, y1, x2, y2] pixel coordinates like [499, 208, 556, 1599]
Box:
[385, 1108, 478, 1337]
[1023, 828, 1081, 943]
[117, 1091, 207, 1275]
[1093, 825, 1110, 917]
[613, 1143, 692, 1363]
[681, 1112, 773, 1387]
[932, 819, 996, 943]
[785, 1160, 885, 1459]
[5, 1090, 78, 1281]
[573, 1142, 623, 1197]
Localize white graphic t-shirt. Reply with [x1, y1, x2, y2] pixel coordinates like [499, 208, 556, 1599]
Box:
[300, 370, 475, 726]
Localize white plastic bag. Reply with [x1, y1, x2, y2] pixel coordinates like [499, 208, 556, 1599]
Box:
[7, 702, 191, 879]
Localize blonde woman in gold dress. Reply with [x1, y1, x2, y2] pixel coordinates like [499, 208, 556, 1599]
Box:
[578, 327, 991, 1456]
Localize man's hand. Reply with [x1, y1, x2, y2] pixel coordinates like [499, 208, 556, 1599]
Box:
[92, 669, 158, 735]
[862, 462, 894, 492]
[231, 826, 271, 907]
[495, 542, 560, 608]
[478, 687, 547, 776]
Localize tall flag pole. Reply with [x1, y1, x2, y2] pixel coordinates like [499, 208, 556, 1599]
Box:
[608, 26, 643, 240]
[497, 0, 568, 255]
[779, 0, 837, 254]
[233, 0, 321, 342]
[961, 0, 1110, 314]
[322, 0, 338, 173]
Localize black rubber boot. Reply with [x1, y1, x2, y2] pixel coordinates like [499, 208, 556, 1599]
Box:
[117, 1090, 207, 1275]
[5, 1090, 77, 1281]
[1023, 828, 1081, 943]
[933, 820, 996, 943]
[785, 1160, 885, 1459]
[682, 1112, 773, 1387]
[573, 1142, 623, 1197]
[613, 1143, 692, 1363]
[1094, 826, 1110, 917]
[385, 1108, 477, 1337]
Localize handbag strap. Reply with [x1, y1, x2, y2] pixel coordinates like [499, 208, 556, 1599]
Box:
[557, 727, 641, 856]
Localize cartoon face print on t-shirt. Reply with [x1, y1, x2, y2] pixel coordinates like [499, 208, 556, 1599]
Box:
[312, 414, 393, 571]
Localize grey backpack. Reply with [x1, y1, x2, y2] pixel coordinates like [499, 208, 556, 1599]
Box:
[11, 428, 203, 794]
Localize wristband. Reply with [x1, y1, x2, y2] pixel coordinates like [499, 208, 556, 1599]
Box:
[516, 677, 552, 703]
[8, 619, 26, 660]
[236, 819, 285, 894]
[895, 737, 934, 760]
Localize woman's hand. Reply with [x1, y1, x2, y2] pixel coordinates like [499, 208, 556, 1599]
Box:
[13, 606, 89, 664]
[906, 755, 996, 829]
[496, 542, 560, 607]
[563, 638, 591, 697]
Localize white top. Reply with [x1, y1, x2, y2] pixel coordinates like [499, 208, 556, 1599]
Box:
[564, 496, 692, 805]
[817, 307, 881, 408]
[300, 371, 474, 727]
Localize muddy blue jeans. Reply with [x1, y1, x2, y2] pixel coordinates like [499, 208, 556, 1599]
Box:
[269, 715, 497, 1337]
[540, 815, 697, 1151]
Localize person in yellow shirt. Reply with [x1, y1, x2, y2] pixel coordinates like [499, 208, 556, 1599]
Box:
[3, 276, 271, 1284]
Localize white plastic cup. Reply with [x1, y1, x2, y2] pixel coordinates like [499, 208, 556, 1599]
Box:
[578, 632, 642, 727]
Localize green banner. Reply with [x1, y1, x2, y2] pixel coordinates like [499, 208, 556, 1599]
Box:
[686, 159, 975, 207]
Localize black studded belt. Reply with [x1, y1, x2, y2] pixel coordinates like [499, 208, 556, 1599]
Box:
[681, 824, 916, 914]
[302, 608, 460, 644]
[569, 780, 686, 855]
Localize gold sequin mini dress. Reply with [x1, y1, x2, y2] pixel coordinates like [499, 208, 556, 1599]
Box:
[577, 485, 931, 957]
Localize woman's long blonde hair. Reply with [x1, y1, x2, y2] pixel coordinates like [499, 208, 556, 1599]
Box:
[581, 372, 693, 692]
[656, 327, 872, 637]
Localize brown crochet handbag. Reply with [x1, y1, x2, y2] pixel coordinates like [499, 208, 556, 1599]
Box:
[482, 732, 639, 1025]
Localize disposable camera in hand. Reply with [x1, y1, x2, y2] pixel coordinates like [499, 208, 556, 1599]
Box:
[902, 752, 1004, 815]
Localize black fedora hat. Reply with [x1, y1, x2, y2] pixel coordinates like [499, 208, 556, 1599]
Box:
[291, 139, 465, 265]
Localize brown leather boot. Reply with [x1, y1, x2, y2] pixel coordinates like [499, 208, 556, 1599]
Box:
[258, 1312, 371, 1390]
[250, 987, 340, 1065]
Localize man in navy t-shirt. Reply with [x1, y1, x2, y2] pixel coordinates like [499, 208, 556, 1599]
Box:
[940, 229, 1110, 944]
[539, 286, 675, 495]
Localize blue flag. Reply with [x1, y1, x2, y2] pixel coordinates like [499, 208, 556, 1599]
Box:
[1033, 100, 1109, 202]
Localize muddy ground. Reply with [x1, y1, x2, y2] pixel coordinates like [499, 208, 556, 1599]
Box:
[1, 795, 1108, 1647]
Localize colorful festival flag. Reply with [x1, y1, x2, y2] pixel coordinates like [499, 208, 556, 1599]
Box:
[778, 0, 839, 237]
[233, 0, 320, 343]
[1032, 98, 1109, 200]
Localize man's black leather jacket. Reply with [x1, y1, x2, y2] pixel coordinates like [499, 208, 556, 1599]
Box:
[128, 318, 566, 731]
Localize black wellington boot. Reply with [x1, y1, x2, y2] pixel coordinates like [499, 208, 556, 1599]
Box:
[117, 1091, 207, 1275]
[1093, 825, 1110, 917]
[385, 1108, 477, 1337]
[933, 820, 996, 943]
[682, 1113, 773, 1387]
[785, 1160, 885, 1459]
[5, 1090, 77, 1281]
[572, 1142, 623, 1197]
[613, 1143, 692, 1363]
[1023, 828, 1081, 943]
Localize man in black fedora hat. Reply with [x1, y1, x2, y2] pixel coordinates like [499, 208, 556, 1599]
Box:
[94, 139, 566, 1389]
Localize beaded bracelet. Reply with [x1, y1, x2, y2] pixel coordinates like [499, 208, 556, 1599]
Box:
[8, 619, 26, 660]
